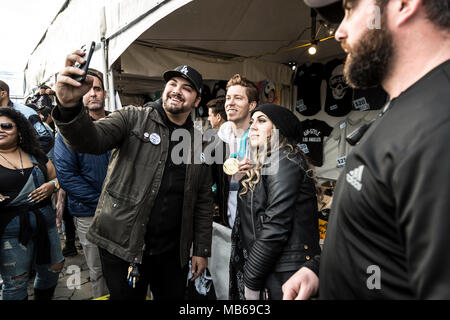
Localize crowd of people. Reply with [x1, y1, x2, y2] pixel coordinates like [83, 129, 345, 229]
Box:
[0, 0, 449, 300]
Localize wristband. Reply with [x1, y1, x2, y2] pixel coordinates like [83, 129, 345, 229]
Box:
[49, 180, 60, 192]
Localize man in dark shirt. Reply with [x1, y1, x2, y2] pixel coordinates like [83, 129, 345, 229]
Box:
[53, 61, 213, 300]
[283, 0, 450, 299]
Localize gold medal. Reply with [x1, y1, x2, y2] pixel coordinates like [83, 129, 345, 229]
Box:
[223, 158, 239, 175]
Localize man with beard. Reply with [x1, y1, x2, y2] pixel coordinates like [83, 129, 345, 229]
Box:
[52, 58, 213, 300]
[53, 69, 110, 298]
[283, 0, 450, 299]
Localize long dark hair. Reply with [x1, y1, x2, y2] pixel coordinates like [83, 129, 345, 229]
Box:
[0, 107, 48, 177]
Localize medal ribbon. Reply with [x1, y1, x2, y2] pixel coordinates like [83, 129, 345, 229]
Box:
[230, 127, 249, 159]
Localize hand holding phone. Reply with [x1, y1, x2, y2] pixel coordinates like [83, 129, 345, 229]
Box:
[72, 41, 95, 83]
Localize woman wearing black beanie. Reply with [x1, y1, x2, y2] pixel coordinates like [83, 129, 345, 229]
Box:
[229, 104, 321, 300]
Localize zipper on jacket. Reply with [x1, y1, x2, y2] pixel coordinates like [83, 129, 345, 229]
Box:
[251, 191, 256, 241]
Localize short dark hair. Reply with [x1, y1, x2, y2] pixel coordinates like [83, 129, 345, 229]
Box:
[422, 0, 450, 30]
[226, 74, 259, 104]
[0, 80, 9, 95]
[207, 96, 227, 121]
[87, 68, 105, 90]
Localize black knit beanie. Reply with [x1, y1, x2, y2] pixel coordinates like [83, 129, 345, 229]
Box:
[252, 104, 302, 142]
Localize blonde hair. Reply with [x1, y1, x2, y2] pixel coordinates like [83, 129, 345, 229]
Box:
[226, 74, 259, 104]
[239, 129, 320, 200]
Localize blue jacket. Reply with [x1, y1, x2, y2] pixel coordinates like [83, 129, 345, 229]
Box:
[10, 101, 54, 155]
[54, 132, 110, 217]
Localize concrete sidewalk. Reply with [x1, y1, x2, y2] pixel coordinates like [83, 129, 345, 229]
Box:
[51, 236, 94, 300]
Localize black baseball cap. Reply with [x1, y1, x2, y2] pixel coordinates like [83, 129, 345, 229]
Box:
[304, 0, 344, 24]
[163, 65, 203, 95]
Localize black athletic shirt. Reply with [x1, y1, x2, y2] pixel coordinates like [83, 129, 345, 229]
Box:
[352, 86, 388, 111]
[319, 60, 450, 299]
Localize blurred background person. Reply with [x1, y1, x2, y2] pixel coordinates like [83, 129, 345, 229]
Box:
[0, 80, 54, 155]
[206, 96, 227, 130]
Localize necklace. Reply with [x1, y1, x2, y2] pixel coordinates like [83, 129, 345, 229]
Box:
[0, 148, 24, 175]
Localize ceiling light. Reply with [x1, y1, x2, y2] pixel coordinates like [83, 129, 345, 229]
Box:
[308, 44, 317, 55]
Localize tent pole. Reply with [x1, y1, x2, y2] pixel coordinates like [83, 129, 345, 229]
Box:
[108, 68, 116, 111]
[102, 37, 116, 111]
[101, 38, 111, 111]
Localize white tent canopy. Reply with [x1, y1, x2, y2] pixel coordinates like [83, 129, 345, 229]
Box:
[24, 0, 344, 109]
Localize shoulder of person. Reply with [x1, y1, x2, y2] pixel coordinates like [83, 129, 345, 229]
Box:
[278, 147, 308, 169]
[115, 104, 158, 119]
[12, 102, 38, 117]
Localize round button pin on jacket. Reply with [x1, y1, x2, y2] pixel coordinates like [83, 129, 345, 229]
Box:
[149, 133, 161, 145]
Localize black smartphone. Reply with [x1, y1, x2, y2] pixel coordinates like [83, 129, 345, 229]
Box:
[72, 41, 96, 83]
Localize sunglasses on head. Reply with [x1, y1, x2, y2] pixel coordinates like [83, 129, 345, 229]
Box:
[0, 122, 14, 131]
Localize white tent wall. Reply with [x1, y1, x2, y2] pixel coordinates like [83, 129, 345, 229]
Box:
[120, 43, 294, 108]
[24, 0, 108, 95]
[23, 0, 192, 98]
[121, 44, 293, 85]
[105, 0, 193, 68]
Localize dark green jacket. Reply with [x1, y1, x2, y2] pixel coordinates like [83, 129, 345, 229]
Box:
[53, 103, 213, 266]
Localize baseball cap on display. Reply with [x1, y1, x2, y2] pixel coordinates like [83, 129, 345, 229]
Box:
[163, 65, 203, 95]
[304, 0, 344, 24]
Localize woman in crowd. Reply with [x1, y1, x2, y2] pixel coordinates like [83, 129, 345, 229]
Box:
[0, 107, 63, 300]
[229, 104, 321, 300]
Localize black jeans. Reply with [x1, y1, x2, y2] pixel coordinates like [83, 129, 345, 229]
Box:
[264, 271, 297, 300]
[99, 247, 189, 300]
[62, 200, 76, 242]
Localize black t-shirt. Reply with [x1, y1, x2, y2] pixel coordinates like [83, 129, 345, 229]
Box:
[352, 86, 388, 111]
[295, 63, 324, 116]
[319, 60, 450, 299]
[299, 119, 333, 167]
[324, 58, 353, 117]
[144, 102, 189, 255]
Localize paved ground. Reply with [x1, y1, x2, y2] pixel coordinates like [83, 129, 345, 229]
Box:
[51, 236, 95, 301]
[0, 231, 95, 300]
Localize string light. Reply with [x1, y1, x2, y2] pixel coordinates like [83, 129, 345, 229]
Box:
[308, 44, 317, 55]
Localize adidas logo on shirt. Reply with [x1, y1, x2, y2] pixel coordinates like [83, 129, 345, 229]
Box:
[346, 165, 364, 191]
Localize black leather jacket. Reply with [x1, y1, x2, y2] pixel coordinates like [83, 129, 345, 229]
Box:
[238, 147, 321, 291]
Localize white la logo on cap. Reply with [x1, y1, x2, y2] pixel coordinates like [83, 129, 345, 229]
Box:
[180, 66, 189, 75]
